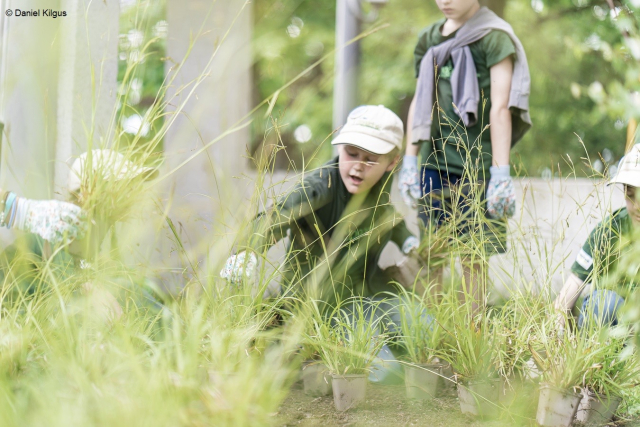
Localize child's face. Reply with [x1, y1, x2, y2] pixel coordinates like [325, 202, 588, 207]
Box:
[434, 0, 480, 20]
[338, 145, 398, 195]
[625, 185, 640, 225]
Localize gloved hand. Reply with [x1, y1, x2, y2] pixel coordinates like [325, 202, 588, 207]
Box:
[220, 251, 258, 285]
[486, 165, 516, 219]
[16, 199, 87, 245]
[398, 156, 422, 209]
[401, 236, 419, 255]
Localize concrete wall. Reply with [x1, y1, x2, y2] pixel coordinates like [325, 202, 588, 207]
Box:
[384, 177, 625, 300]
[0, 0, 118, 202]
[255, 172, 624, 300]
[0, 0, 63, 203]
[0, 0, 118, 245]
[157, 0, 252, 283]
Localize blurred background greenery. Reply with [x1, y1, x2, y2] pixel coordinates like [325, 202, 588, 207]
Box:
[119, 0, 640, 175]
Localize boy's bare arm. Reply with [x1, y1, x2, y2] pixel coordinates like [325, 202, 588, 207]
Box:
[554, 273, 587, 313]
[553, 273, 587, 331]
[405, 96, 419, 157]
[489, 57, 513, 167]
[399, 96, 422, 208]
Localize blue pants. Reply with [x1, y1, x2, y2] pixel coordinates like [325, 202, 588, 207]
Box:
[578, 290, 624, 330]
[417, 168, 507, 255]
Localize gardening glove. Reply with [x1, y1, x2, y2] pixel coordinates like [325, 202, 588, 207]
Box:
[398, 156, 422, 209]
[401, 236, 419, 255]
[15, 199, 87, 245]
[220, 251, 258, 286]
[486, 165, 516, 219]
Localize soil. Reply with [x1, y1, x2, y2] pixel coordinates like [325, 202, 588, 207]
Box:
[275, 380, 640, 426]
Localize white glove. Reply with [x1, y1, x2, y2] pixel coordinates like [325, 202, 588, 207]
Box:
[220, 251, 258, 285]
[401, 236, 419, 255]
[398, 156, 422, 209]
[15, 199, 87, 245]
[486, 165, 516, 219]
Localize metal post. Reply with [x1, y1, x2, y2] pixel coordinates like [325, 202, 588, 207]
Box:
[333, 0, 361, 136]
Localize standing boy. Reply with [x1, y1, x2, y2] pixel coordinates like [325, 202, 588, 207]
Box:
[398, 0, 532, 313]
[555, 145, 640, 330]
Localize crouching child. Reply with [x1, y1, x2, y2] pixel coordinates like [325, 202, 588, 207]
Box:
[221, 105, 425, 383]
[554, 144, 640, 332]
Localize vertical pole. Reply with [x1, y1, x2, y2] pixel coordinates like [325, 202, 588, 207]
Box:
[333, 0, 360, 137]
[55, 0, 120, 198]
[157, 0, 252, 285]
[0, 0, 10, 154]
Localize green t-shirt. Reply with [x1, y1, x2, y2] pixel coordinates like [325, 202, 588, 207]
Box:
[245, 157, 414, 304]
[571, 207, 635, 295]
[414, 19, 516, 177]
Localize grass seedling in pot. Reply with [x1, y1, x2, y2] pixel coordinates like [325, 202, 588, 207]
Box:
[442, 300, 501, 418]
[298, 302, 333, 397]
[576, 328, 640, 425]
[313, 298, 387, 411]
[493, 291, 547, 406]
[397, 286, 455, 399]
[530, 321, 608, 427]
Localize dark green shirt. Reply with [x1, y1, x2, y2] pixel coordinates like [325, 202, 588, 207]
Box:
[245, 157, 413, 304]
[571, 207, 635, 295]
[414, 19, 516, 176]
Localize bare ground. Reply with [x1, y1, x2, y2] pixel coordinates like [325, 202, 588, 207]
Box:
[276, 381, 640, 427]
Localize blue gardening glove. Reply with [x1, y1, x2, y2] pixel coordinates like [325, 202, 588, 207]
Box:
[220, 251, 258, 285]
[16, 199, 87, 245]
[486, 165, 516, 219]
[399, 156, 422, 209]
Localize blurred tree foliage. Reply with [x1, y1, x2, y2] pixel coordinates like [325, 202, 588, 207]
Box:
[117, 0, 167, 154]
[253, 0, 640, 176]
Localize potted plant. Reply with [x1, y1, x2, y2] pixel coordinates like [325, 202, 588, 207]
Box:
[397, 288, 454, 400]
[576, 336, 638, 425]
[314, 299, 387, 411]
[443, 307, 501, 419]
[530, 329, 605, 427]
[494, 292, 546, 407]
[299, 335, 332, 396]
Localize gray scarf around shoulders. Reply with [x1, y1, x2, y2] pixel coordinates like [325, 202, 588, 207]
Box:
[411, 7, 532, 145]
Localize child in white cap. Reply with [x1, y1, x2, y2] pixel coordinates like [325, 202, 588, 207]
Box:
[0, 149, 158, 318]
[555, 144, 640, 330]
[222, 105, 423, 383]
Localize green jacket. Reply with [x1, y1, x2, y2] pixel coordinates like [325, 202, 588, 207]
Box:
[244, 157, 414, 304]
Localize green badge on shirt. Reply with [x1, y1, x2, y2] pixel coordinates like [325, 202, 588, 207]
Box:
[440, 65, 453, 79]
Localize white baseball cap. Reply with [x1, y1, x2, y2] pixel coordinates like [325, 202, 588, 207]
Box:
[609, 144, 640, 188]
[67, 149, 158, 194]
[331, 105, 404, 155]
